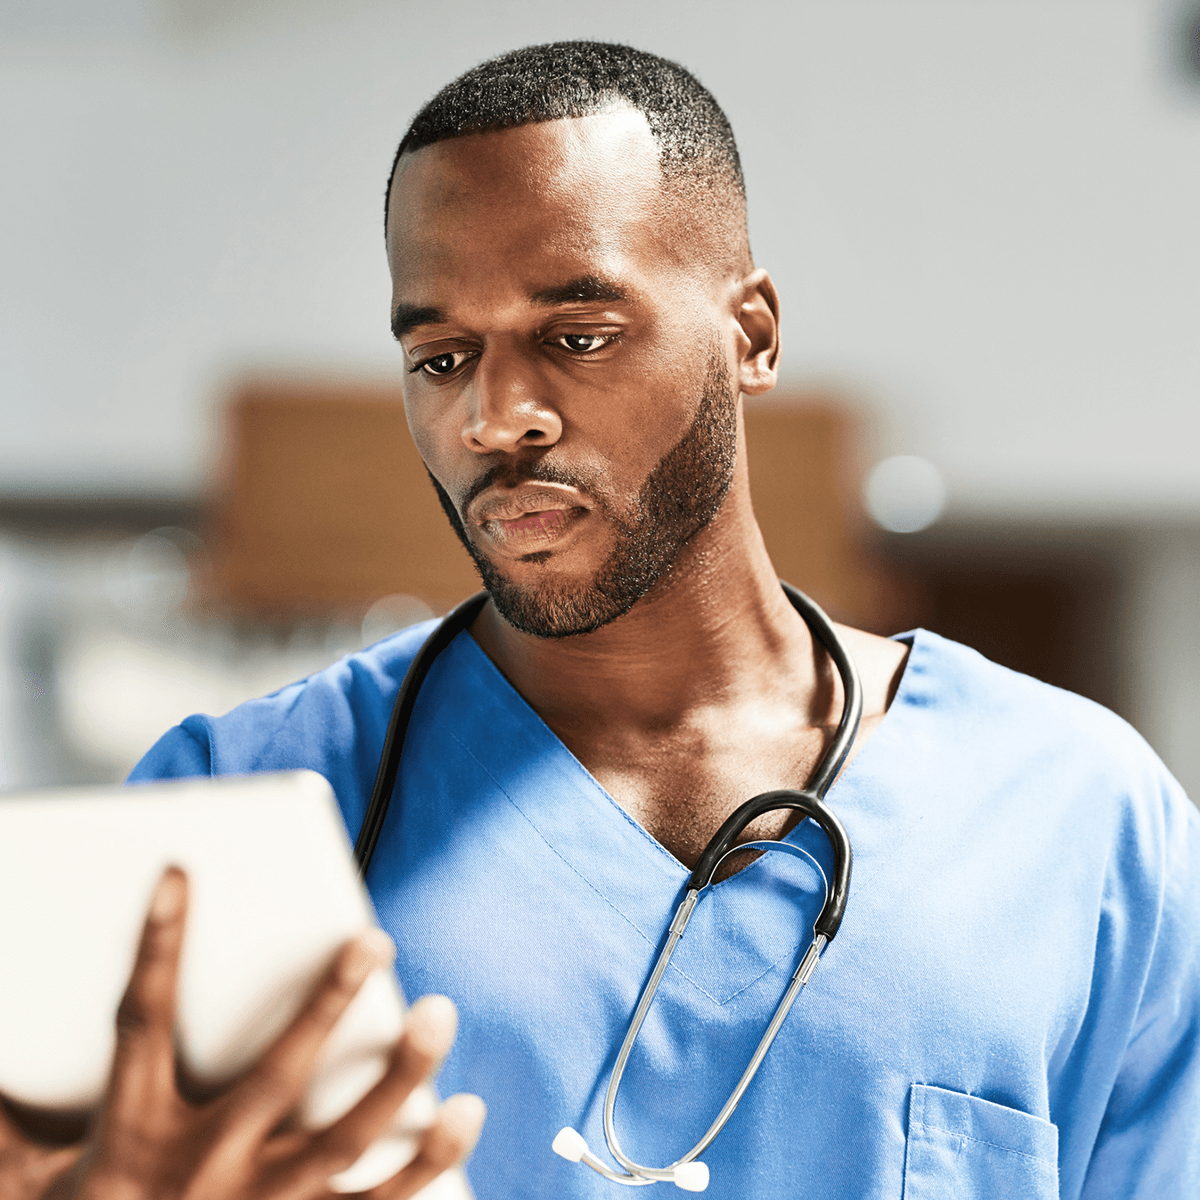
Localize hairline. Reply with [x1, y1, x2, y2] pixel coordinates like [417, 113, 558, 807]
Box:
[384, 110, 752, 280]
[385, 81, 744, 218]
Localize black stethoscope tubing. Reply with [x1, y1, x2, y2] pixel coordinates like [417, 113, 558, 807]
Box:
[353, 581, 862, 1188]
[354, 581, 859, 945]
[353, 589, 490, 876]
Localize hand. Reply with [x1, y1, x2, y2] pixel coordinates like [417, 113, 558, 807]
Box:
[0, 867, 485, 1200]
[0, 1108, 81, 1200]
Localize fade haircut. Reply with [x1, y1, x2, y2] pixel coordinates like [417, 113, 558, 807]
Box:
[385, 41, 749, 261]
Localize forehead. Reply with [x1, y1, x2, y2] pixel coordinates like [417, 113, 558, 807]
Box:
[385, 110, 682, 304]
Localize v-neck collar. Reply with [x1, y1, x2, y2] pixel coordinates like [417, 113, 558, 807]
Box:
[418, 626, 929, 1004]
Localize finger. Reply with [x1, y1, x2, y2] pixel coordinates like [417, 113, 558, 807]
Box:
[226, 928, 396, 1134]
[7, 1145, 84, 1200]
[2, 1090, 86, 1199]
[310, 993, 458, 1173]
[364, 1094, 486, 1200]
[105, 867, 188, 1120]
[0, 1096, 26, 1149]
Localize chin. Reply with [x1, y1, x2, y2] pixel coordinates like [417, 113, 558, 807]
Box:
[475, 558, 644, 640]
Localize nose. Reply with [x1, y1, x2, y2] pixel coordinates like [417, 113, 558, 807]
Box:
[461, 346, 562, 454]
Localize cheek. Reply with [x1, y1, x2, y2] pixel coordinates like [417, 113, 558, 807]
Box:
[402, 391, 465, 496]
[606, 367, 708, 470]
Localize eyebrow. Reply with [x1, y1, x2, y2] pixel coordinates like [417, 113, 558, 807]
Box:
[391, 304, 446, 341]
[391, 275, 628, 342]
[529, 275, 628, 306]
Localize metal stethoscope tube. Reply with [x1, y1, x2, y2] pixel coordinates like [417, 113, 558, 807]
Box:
[553, 583, 861, 1190]
[353, 582, 861, 1194]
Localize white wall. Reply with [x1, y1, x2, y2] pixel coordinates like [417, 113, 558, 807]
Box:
[1, 0, 1199, 516]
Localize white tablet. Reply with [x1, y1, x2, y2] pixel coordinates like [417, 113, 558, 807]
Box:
[0, 770, 472, 1198]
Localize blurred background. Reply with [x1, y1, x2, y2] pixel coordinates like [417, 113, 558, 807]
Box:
[1, 0, 1198, 798]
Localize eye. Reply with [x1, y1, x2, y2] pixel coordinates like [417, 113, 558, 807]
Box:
[555, 333, 613, 354]
[412, 350, 472, 377]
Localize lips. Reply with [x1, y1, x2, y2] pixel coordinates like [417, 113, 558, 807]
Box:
[470, 482, 588, 523]
[468, 482, 591, 555]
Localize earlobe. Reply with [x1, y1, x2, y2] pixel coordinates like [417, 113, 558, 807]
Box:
[735, 268, 780, 396]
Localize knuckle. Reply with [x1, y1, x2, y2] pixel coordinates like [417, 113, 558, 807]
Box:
[113, 993, 152, 1039]
[426, 1112, 472, 1166]
[310, 1128, 364, 1174]
[236, 1059, 295, 1111]
[138, 916, 177, 957]
[291, 983, 356, 1043]
[394, 1123, 460, 1184]
[396, 1032, 438, 1078]
[418, 1134, 460, 1174]
[389, 1146, 455, 1198]
[309, 983, 354, 1025]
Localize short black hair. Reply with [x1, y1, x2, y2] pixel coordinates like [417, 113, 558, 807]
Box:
[384, 41, 747, 242]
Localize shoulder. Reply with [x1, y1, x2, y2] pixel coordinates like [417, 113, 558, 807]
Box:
[127, 619, 442, 830]
[901, 626, 1151, 758]
[898, 627, 1197, 885]
[895, 633, 1200, 1089]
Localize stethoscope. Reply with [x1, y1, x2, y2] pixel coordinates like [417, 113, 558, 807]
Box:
[353, 581, 862, 1193]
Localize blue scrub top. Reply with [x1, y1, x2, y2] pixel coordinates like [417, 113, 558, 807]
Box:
[130, 624, 1200, 1199]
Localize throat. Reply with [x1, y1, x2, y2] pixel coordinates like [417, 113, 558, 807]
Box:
[633, 796, 803, 880]
[571, 722, 837, 875]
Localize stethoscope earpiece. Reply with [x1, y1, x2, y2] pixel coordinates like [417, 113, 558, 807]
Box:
[553, 1128, 711, 1191]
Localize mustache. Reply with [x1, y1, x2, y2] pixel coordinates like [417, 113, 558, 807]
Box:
[460, 458, 594, 511]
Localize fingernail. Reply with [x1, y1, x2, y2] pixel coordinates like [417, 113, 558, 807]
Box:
[445, 1093, 487, 1148]
[338, 927, 394, 986]
[406, 994, 459, 1056]
[150, 867, 185, 922]
[358, 926, 395, 962]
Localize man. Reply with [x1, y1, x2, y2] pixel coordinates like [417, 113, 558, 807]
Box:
[3, 41, 1197, 1200]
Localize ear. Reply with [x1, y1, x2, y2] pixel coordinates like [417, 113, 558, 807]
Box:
[734, 268, 780, 396]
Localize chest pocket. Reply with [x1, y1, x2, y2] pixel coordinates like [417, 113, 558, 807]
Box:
[903, 1084, 1059, 1200]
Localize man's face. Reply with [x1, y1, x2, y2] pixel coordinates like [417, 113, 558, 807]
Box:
[385, 109, 740, 637]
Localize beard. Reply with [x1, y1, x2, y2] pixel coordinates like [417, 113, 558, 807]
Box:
[430, 348, 738, 639]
